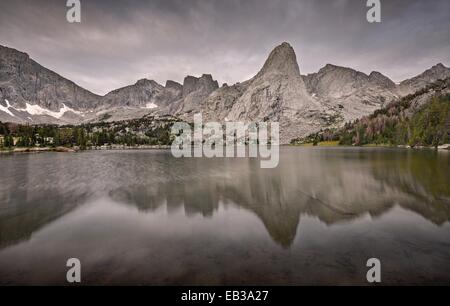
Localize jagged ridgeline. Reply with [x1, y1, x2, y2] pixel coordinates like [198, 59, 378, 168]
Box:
[1, 43, 450, 144]
[293, 78, 450, 147]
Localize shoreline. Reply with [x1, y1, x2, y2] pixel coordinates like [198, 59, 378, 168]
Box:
[291, 143, 450, 151]
[0, 145, 172, 155]
[1, 144, 449, 155]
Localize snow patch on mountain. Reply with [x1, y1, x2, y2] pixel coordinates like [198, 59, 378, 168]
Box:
[17, 103, 82, 119]
[0, 99, 16, 117]
[143, 103, 158, 109]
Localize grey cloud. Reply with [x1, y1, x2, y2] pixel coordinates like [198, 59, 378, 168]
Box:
[0, 0, 449, 95]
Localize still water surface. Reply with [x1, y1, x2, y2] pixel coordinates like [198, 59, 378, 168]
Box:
[0, 147, 449, 285]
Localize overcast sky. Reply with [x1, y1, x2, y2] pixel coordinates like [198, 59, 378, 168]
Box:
[0, 0, 449, 95]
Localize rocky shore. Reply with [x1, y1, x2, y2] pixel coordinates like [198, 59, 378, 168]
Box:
[0, 145, 172, 154]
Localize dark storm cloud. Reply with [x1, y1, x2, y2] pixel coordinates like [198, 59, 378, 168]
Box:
[0, 0, 449, 94]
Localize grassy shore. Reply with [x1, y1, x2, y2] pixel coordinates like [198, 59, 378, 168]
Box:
[293, 141, 340, 147]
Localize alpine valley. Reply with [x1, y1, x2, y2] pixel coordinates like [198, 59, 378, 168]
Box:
[1, 42, 449, 144]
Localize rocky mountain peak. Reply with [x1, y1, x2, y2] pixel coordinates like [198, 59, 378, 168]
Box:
[369, 71, 396, 88]
[134, 78, 161, 88]
[100, 78, 166, 110]
[0, 45, 30, 62]
[433, 63, 446, 69]
[422, 63, 449, 75]
[165, 80, 182, 91]
[222, 42, 320, 144]
[398, 62, 450, 95]
[304, 64, 369, 98]
[256, 42, 301, 78]
[321, 63, 339, 71]
[369, 71, 384, 77]
[182, 74, 219, 98]
[318, 64, 361, 76]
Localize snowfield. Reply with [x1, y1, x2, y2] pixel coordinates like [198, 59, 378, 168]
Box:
[0, 100, 16, 117]
[17, 103, 82, 119]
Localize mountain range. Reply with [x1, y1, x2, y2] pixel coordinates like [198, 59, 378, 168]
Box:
[1, 43, 449, 143]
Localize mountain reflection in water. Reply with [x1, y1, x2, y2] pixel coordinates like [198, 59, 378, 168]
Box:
[109, 148, 450, 247]
[0, 148, 449, 285]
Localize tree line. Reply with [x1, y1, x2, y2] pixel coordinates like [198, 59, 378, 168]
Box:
[0, 115, 176, 149]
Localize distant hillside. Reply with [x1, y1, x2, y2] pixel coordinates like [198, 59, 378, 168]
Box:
[0, 45, 102, 124]
[293, 78, 450, 148]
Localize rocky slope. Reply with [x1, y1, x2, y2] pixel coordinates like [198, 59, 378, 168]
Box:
[0, 45, 101, 124]
[302, 64, 400, 124]
[93, 79, 183, 122]
[102, 79, 173, 109]
[172, 74, 219, 115]
[398, 63, 450, 96]
[227, 43, 320, 120]
[95, 74, 219, 123]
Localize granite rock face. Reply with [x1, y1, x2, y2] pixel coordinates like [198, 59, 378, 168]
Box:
[165, 80, 183, 98]
[222, 43, 325, 143]
[90, 79, 184, 122]
[200, 81, 251, 122]
[177, 43, 331, 143]
[227, 42, 318, 121]
[176, 74, 219, 114]
[101, 79, 183, 109]
[398, 63, 450, 96]
[0, 45, 101, 123]
[302, 64, 400, 123]
[97, 73, 219, 122]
